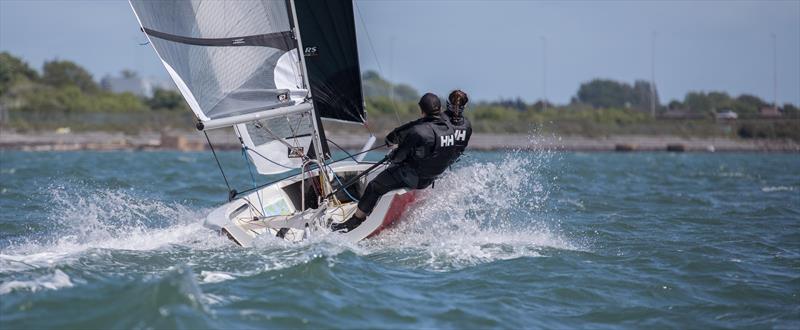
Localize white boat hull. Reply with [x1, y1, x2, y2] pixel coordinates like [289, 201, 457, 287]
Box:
[203, 161, 417, 246]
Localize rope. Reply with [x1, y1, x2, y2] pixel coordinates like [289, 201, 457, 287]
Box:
[326, 138, 360, 163]
[234, 122, 298, 170]
[331, 167, 360, 202]
[241, 196, 265, 218]
[242, 144, 266, 216]
[360, 114, 375, 136]
[319, 160, 358, 203]
[243, 145, 296, 170]
[323, 156, 389, 200]
[231, 143, 389, 199]
[203, 131, 233, 196]
[258, 122, 298, 151]
[304, 162, 321, 196]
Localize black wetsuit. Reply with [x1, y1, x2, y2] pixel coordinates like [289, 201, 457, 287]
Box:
[442, 109, 472, 157]
[356, 115, 461, 214]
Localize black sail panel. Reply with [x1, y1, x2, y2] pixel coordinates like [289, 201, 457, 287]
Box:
[294, 0, 365, 123]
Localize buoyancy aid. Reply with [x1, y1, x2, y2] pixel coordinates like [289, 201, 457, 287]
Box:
[443, 109, 472, 155]
[412, 118, 463, 180]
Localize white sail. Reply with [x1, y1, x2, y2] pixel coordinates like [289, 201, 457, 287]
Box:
[129, 0, 307, 123]
[235, 110, 314, 175]
[126, 1, 412, 245]
[130, 0, 370, 176]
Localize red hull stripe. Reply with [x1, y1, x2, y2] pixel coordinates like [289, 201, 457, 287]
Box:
[367, 190, 418, 238]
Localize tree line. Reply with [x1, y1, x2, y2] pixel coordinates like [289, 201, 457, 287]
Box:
[0, 52, 188, 115]
[1, 52, 797, 139]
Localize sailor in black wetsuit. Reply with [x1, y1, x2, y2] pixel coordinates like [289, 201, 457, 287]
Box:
[443, 89, 472, 158]
[332, 93, 463, 232]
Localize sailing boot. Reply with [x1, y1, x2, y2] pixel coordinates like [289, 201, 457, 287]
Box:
[331, 215, 365, 233]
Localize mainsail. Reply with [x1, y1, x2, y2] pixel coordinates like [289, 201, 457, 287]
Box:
[129, 0, 308, 124]
[130, 0, 365, 175]
[294, 0, 366, 123]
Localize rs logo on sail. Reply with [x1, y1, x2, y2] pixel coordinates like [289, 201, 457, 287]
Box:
[440, 130, 466, 147]
[304, 46, 318, 56]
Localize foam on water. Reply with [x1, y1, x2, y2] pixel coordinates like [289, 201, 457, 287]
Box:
[199, 271, 236, 284]
[2, 150, 798, 328]
[0, 269, 73, 295]
[1, 147, 577, 280]
[0, 186, 227, 272]
[761, 186, 795, 192]
[363, 149, 579, 270]
[240, 148, 578, 272]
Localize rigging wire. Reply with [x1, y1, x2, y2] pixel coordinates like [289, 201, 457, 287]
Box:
[326, 138, 360, 163]
[258, 121, 299, 151]
[323, 156, 389, 200]
[354, 1, 384, 76]
[243, 145, 296, 170]
[281, 114, 301, 151]
[234, 125, 267, 215]
[231, 142, 389, 199]
[204, 133, 389, 203]
[203, 131, 233, 196]
[242, 146, 266, 216]
[302, 161, 322, 198]
[354, 0, 402, 124]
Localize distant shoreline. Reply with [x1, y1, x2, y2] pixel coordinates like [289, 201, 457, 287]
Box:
[0, 131, 797, 153]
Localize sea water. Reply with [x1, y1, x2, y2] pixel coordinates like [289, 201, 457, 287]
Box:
[0, 149, 798, 328]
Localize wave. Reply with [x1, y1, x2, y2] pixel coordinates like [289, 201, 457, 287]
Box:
[0, 186, 227, 273]
[1, 148, 579, 278]
[761, 186, 795, 192]
[0, 269, 73, 295]
[362, 150, 579, 271]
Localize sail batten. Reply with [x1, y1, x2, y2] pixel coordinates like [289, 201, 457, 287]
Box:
[143, 28, 295, 51]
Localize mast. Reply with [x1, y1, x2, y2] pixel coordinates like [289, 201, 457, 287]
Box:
[288, 0, 326, 166]
[287, 0, 332, 199]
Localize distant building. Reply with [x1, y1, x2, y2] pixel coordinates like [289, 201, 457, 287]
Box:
[660, 108, 706, 120]
[100, 74, 176, 98]
[759, 106, 781, 118]
[715, 109, 738, 120]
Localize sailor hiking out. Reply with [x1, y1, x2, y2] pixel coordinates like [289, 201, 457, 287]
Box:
[332, 92, 470, 232]
[443, 89, 472, 158]
[129, 0, 473, 245]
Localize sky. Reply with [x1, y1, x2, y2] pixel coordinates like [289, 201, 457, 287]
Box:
[1, 0, 798, 105]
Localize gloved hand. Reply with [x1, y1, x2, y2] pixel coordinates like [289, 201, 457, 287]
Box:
[331, 215, 365, 233]
[386, 148, 398, 162]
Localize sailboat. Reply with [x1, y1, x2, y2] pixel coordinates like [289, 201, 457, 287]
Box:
[129, 0, 417, 246]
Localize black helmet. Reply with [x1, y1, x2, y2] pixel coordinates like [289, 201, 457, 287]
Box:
[418, 93, 441, 116]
